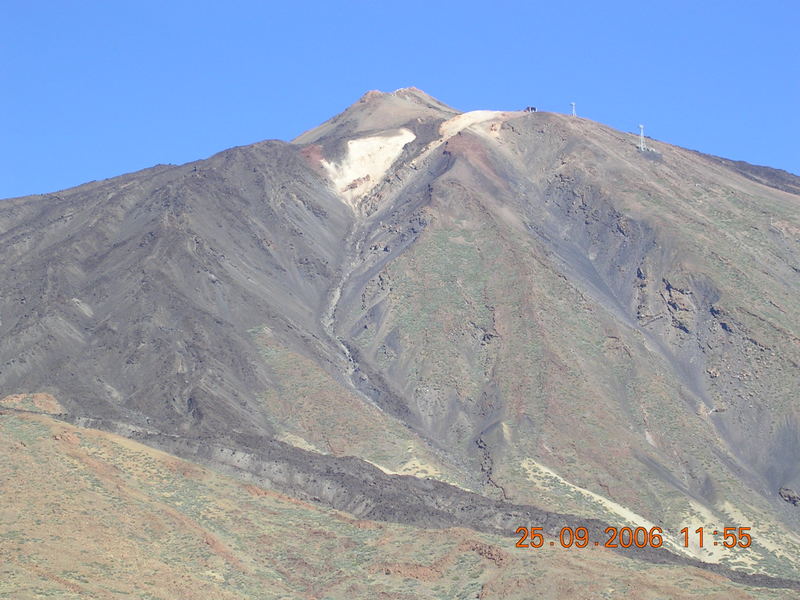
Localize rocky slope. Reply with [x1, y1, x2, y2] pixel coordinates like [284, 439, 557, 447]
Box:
[5, 407, 793, 599]
[1, 88, 799, 593]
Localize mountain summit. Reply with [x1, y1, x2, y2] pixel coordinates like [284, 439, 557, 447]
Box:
[2, 90, 800, 592]
[294, 87, 459, 145]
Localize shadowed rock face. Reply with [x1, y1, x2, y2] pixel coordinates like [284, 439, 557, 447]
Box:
[780, 487, 800, 506]
[2, 88, 800, 586]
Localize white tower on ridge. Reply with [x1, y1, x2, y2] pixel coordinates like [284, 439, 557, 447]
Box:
[571, 102, 576, 117]
[639, 124, 646, 151]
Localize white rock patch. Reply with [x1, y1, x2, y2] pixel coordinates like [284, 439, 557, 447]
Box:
[321, 128, 415, 208]
[322, 111, 513, 209]
[522, 458, 693, 557]
[71, 297, 94, 318]
[439, 110, 508, 139]
[410, 110, 512, 169]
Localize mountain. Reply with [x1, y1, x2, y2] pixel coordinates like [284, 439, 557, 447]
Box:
[2, 87, 799, 596]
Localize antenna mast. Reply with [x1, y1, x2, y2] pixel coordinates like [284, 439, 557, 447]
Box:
[571, 102, 576, 117]
[639, 124, 646, 151]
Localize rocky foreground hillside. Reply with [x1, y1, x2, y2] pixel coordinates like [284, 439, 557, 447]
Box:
[5, 407, 793, 599]
[1, 88, 799, 596]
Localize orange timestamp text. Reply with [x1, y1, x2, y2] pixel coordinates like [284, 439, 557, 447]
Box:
[515, 526, 753, 549]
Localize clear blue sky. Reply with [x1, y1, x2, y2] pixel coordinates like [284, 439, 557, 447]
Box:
[2, 1, 798, 199]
